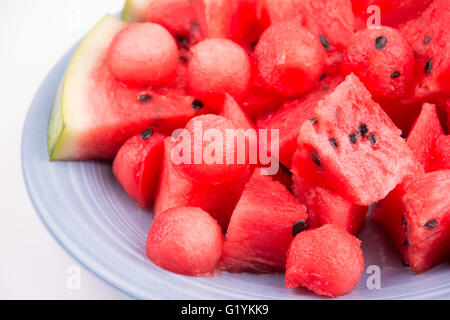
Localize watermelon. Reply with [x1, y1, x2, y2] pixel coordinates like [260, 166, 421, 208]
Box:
[220, 94, 255, 131]
[112, 130, 165, 208]
[291, 74, 421, 206]
[372, 170, 450, 273]
[292, 174, 367, 235]
[192, 0, 233, 39]
[221, 168, 308, 273]
[106, 22, 179, 86]
[265, 0, 355, 74]
[400, 0, 450, 100]
[256, 75, 343, 168]
[407, 103, 444, 172]
[154, 115, 252, 229]
[341, 26, 415, 100]
[285, 224, 364, 297]
[122, 0, 155, 23]
[351, 0, 433, 30]
[187, 38, 251, 108]
[376, 98, 423, 137]
[252, 19, 326, 98]
[146, 207, 223, 276]
[431, 135, 450, 171]
[48, 15, 201, 160]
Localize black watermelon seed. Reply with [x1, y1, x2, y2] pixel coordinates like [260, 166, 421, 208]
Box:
[329, 137, 338, 149]
[138, 94, 152, 103]
[402, 216, 406, 226]
[369, 133, 378, 145]
[319, 74, 327, 81]
[292, 220, 308, 237]
[391, 71, 401, 79]
[192, 99, 204, 110]
[424, 219, 438, 229]
[179, 56, 188, 63]
[140, 129, 154, 140]
[424, 36, 431, 44]
[349, 133, 357, 144]
[250, 41, 258, 48]
[311, 151, 321, 167]
[425, 59, 433, 75]
[358, 123, 369, 136]
[320, 34, 330, 50]
[375, 36, 387, 50]
[176, 35, 189, 46]
[311, 117, 318, 125]
[403, 239, 409, 248]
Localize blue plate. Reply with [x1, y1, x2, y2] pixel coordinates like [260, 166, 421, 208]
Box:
[22, 40, 450, 300]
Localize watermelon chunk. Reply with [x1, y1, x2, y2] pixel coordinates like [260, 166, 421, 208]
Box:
[192, 0, 233, 39]
[48, 15, 201, 160]
[292, 174, 367, 235]
[341, 26, 415, 100]
[256, 75, 343, 168]
[291, 74, 421, 206]
[400, 0, 450, 99]
[154, 135, 252, 230]
[372, 170, 450, 273]
[112, 130, 165, 208]
[221, 169, 308, 273]
[431, 135, 450, 171]
[220, 94, 255, 130]
[285, 224, 364, 297]
[407, 103, 444, 172]
[146, 207, 223, 276]
[351, 0, 433, 29]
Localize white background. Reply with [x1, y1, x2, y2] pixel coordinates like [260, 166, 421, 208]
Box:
[0, 0, 130, 299]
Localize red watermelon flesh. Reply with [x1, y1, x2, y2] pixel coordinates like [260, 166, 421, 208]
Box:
[291, 73, 421, 206]
[447, 101, 450, 133]
[352, 0, 433, 30]
[112, 130, 165, 208]
[221, 168, 308, 273]
[265, 0, 355, 73]
[192, 0, 233, 39]
[292, 174, 367, 235]
[220, 93, 255, 130]
[407, 103, 444, 172]
[400, 0, 450, 100]
[285, 224, 364, 297]
[146, 207, 223, 276]
[154, 137, 252, 230]
[146, 0, 201, 44]
[256, 75, 343, 168]
[431, 135, 450, 171]
[372, 170, 450, 274]
[240, 81, 286, 120]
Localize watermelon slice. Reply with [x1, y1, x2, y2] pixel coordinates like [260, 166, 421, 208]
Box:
[146, 207, 223, 276]
[154, 136, 252, 230]
[256, 75, 343, 168]
[372, 170, 450, 273]
[431, 135, 450, 171]
[221, 168, 308, 273]
[291, 74, 421, 206]
[351, 0, 433, 29]
[285, 224, 364, 297]
[407, 103, 444, 172]
[292, 174, 367, 235]
[47, 15, 201, 160]
[400, 0, 450, 99]
[112, 130, 165, 208]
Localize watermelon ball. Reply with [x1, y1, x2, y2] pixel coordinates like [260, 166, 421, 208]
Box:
[106, 23, 179, 86]
[177, 114, 250, 182]
[286, 224, 364, 297]
[341, 26, 415, 100]
[187, 38, 251, 108]
[253, 20, 326, 98]
[146, 207, 223, 276]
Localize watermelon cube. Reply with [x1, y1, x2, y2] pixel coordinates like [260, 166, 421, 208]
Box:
[285, 224, 364, 297]
[407, 103, 444, 172]
[221, 169, 308, 273]
[113, 130, 165, 208]
[372, 170, 450, 273]
[291, 74, 421, 206]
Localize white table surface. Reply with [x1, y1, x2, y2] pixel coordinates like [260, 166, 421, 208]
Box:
[0, 0, 132, 299]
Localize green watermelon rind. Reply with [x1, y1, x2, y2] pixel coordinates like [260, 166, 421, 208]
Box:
[121, 0, 153, 23]
[47, 14, 126, 160]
